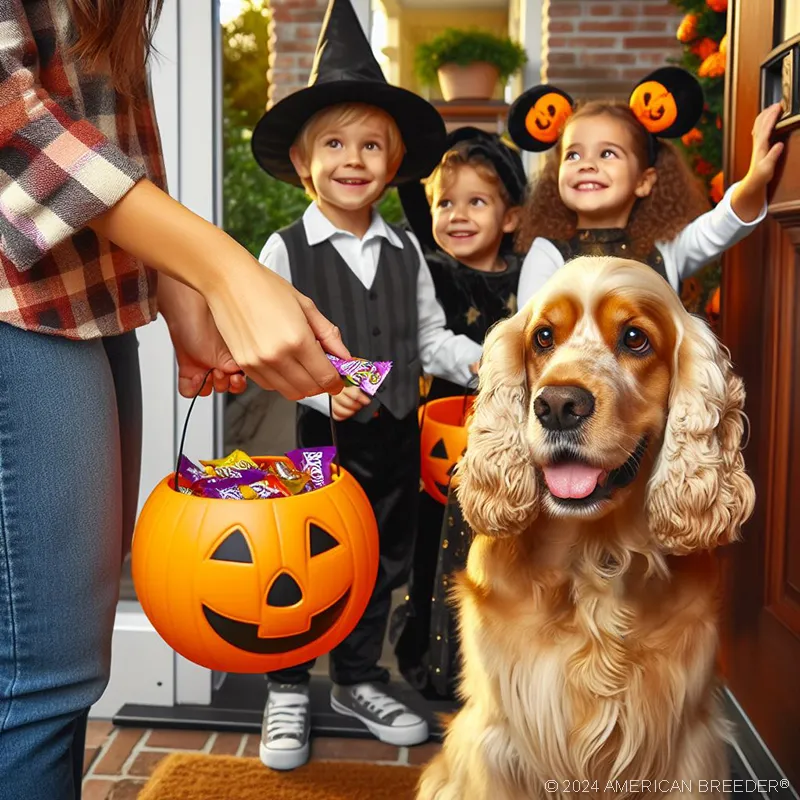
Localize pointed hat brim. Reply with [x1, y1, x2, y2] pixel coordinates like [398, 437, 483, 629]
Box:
[251, 81, 447, 187]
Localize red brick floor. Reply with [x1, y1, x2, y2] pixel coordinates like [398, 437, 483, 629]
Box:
[82, 721, 440, 799]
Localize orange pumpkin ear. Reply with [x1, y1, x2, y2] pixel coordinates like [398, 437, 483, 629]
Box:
[629, 66, 703, 139]
[508, 85, 575, 152]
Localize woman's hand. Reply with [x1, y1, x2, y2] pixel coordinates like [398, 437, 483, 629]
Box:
[89, 180, 350, 401]
[158, 276, 246, 397]
[732, 103, 785, 222]
[205, 265, 350, 401]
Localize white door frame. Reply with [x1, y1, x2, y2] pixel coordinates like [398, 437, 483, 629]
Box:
[92, 0, 220, 718]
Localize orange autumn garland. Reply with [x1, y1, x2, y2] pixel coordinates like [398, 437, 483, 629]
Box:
[670, 0, 727, 319]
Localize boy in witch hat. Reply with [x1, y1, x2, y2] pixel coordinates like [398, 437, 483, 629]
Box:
[251, 0, 482, 771]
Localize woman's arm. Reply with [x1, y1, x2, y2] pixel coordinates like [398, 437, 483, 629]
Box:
[90, 179, 349, 400]
[0, 1, 145, 271]
[1, 5, 346, 400]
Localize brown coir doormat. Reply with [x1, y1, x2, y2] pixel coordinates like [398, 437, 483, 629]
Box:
[138, 753, 422, 800]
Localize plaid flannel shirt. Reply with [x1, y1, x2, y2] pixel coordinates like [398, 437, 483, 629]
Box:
[0, 0, 166, 339]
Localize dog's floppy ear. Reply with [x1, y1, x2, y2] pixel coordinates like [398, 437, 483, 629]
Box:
[456, 311, 539, 537]
[646, 313, 755, 554]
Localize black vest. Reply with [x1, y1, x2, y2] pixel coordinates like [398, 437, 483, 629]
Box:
[280, 219, 420, 423]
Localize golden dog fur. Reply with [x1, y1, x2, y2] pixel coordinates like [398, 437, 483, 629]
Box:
[417, 257, 755, 800]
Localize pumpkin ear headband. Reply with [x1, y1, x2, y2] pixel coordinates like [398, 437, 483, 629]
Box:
[508, 67, 704, 162]
[507, 85, 575, 153]
[629, 66, 704, 164]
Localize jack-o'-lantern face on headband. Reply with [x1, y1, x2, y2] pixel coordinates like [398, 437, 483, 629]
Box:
[507, 86, 575, 152]
[628, 66, 703, 139]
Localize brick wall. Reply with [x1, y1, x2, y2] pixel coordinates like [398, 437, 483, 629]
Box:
[266, 0, 685, 107]
[267, 0, 328, 107]
[544, 0, 684, 100]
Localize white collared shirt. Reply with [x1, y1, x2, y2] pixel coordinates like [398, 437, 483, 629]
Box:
[259, 203, 483, 416]
[517, 182, 768, 307]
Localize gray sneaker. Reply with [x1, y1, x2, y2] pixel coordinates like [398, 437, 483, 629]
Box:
[260, 683, 311, 771]
[330, 682, 429, 746]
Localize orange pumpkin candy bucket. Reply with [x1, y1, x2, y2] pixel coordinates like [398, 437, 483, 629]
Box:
[131, 371, 380, 674]
[419, 395, 474, 505]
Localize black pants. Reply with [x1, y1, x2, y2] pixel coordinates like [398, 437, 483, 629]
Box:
[392, 490, 444, 694]
[268, 405, 420, 686]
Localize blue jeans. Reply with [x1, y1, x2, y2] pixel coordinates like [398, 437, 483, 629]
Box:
[0, 323, 142, 800]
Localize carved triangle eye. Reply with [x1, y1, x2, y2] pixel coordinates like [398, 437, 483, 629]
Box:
[310, 523, 339, 557]
[431, 439, 448, 459]
[210, 529, 252, 563]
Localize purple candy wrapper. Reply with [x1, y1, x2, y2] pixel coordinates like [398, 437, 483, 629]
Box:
[192, 476, 286, 500]
[205, 465, 267, 482]
[285, 447, 337, 490]
[178, 455, 208, 485]
[327, 354, 392, 397]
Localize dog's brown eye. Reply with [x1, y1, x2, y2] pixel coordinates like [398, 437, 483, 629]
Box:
[534, 327, 554, 350]
[623, 327, 650, 354]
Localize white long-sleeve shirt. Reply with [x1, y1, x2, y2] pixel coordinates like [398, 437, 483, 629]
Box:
[259, 203, 482, 417]
[517, 182, 767, 307]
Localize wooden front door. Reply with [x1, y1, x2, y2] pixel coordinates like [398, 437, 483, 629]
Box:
[721, 0, 800, 786]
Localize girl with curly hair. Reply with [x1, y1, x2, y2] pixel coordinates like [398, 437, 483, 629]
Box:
[509, 68, 783, 306]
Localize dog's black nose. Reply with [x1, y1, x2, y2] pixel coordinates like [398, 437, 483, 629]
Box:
[534, 385, 595, 431]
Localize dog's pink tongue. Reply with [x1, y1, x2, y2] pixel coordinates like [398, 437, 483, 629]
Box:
[543, 464, 603, 499]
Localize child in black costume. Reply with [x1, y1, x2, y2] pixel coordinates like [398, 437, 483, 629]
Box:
[392, 128, 527, 699]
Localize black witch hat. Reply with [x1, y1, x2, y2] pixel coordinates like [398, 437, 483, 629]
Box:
[398, 127, 527, 253]
[251, 0, 446, 187]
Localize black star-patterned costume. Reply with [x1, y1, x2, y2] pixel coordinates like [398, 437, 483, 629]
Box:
[392, 247, 522, 700]
[391, 127, 528, 700]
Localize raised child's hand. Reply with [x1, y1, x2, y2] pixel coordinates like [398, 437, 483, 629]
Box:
[732, 103, 785, 222]
[331, 385, 373, 421]
[746, 103, 784, 188]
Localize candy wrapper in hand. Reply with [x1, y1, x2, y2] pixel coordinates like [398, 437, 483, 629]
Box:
[268, 460, 311, 495]
[286, 447, 337, 490]
[327, 355, 392, 397]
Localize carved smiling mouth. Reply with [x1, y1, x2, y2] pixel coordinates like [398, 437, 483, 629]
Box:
[539, 437, 649, 509]
[202, 589, 351, 654]
[648, 106, 665, 120]
[535, 118, 552, 130]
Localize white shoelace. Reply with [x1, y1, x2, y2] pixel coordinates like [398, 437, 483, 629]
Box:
[352, 684, 408, 720]
[267, 692, 308, 740]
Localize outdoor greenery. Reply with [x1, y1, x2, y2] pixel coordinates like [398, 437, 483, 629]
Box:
[222, 0, 405, 258]
[222, 0, 271, 131]
[670, 0, 728, 323]
[414, 28, 527, 87]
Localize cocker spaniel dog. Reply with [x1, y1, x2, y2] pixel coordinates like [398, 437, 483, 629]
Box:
[418, 257, 755, 800]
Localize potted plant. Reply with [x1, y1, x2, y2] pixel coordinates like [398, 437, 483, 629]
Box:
[415, 28, 527, 102]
